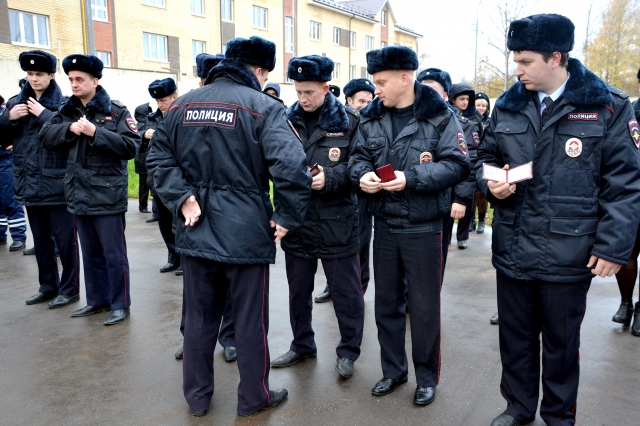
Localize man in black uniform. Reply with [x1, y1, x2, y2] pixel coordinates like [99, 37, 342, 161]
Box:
[138, 78, 181, 274]
[134, 102, 154, 216]
[348, 46, 469, 405]
[475, 14, 640, 426]
[147, 36, 311, 417]
[40, 54, 139, 325]
[315, 77, 375, 303]
[0, 50, 79, 308]
[270, 56, 364, 380]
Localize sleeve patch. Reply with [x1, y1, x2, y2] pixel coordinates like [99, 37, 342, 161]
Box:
[472, 132, 480, 146]
[628, 120, 640, 149]
[126, 117, 138, 132]
[457, 132, 468, 155]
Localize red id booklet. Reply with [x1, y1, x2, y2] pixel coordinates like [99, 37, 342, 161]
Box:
[376, 164, 396, 183]
[482, 162, 533, 184]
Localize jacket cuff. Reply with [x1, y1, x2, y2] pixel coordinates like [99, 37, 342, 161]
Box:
[404, 170, 417, 189]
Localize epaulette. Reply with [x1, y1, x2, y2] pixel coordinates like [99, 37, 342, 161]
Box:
[459, 115, 468, 122]
[608, 85, 629, 99]
[345, 105, 360, 118]
[111, 99, 125, 107]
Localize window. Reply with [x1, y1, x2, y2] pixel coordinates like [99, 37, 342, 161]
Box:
[310, 21, 321, 41]
[350, 65, 356, 80]
[365, 35, 373, 51]
[9, 10, 49, 47]
[285, 17, 294, 53]
[350, 31, 356, 49]
[96, 51, 111, 67]
[381, 41, 387, 48]
[252, 6, 267, 30]
[192, 40, 205, 63]
[143, 32, 168, 61]
[191, 0, 204, 15]
[142, 0, 165, 7]
[381, 10, 387, 26]
[333, 27, 341, 45]
[332, 63, 340, 80]
[221, 0, 233, 22]
[91, 0, 108, 21]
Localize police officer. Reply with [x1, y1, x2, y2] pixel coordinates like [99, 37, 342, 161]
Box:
[475, 14, 640, 426]
[40, 54, 139, 325]
[195, 52, 224, 87]
[315, 77, 375, 304]
[134, 102, 154, 216]
[450, 82, 484, 139]
[138, 78, 181, 274]
[270, 56, 364, 380]
[147, 36, 311, 417]
[0, 50, 79, 307]
[348, 46, 469, 405]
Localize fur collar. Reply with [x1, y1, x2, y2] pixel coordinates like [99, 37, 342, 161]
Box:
[495, 58, 612, 112]
[16, 79, 63, 111]
[148, 109, 163, 120]
[205, 58, 262, 92]
[360, 81, 450, 121]
[60, 85, 111, 115]
[287, 92, 349, 132]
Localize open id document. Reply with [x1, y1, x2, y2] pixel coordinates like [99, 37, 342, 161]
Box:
[482, 162, 533, 184]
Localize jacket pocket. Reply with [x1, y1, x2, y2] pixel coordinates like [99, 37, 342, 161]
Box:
[316, 205, 356, 248]
[41, 169, 65, 199]
[547, 216, 597, 268]
[492, 207, 517, 259]
[555, 121, 604, 169]
[90, 175, 125, 206]
[494, 121, 528, 163]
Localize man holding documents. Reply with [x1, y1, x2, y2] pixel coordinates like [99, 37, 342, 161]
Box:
[475, 14, 640, 426]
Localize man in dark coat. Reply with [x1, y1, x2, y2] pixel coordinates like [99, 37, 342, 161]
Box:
[270, 55, 364, 380]
[0, 50, 79, 308]
[133, 101, 153, 214]
[450, 82, 484, 138]
[40, 54, 139, 326]
[146, 36, 311, 417]
[475, 14, 640, 426]
[349, 46, 470, 406]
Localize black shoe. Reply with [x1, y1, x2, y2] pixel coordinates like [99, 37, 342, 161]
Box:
[10, 240, 26, 251]
[414, 386, 436, 405]
[104, 308, 130, 325]
[457, 240, 468, 249]
[160, 262, 179, 273]
[71, 304, 110, 317]
[612, 300, 634, 326]
[477, 220, 486, 234]
[23, 247, 35, 255]
[314, 288, 332, 303]
[336, 357, 355, 379]
[146, 216, 158, 223]
[175, 266, 184, 276]
[48, 294, 80, 309]
[271, 350, 316, 368]
[490, 312, 499, 325]
[490, 412, 534, 426]
[470, 220, 477, 232]
[238, 389, 288, 416]
[192, 408, 207, 417]
[175, 346, 184, 360]
[139, 208, 151, 213]
[371, 377, 408, 396]
[632, 302, 640, 337]
[25, 291, 57, 305]
[223, 346, 237, 362]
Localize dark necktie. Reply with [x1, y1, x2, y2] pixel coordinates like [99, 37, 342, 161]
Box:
[540, 96, 553, 128]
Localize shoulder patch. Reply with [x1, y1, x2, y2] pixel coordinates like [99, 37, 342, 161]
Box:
[183, 105, 237, 129]
[126, 117, 138, 132]
[628, 119, 640, 149]
[111, 99, 125, 107]
[472, 132, 480, 146]
[457, 132, 468, 155]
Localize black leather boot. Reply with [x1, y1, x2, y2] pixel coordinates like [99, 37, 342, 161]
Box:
[612, 299, 634, 326]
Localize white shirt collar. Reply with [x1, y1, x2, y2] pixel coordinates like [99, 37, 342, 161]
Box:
[538, 72, 570, 106]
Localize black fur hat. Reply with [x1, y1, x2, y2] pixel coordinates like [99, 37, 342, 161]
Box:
[225, 36, 276, 71]
[417, 68, 451, 95]
[507, 14, 574, 53]
[329, 85, 341, 97]
[343, 78, 375, 99]
[19, 50, 57, 73]
[288, 55, 334, 82]
[366, 46, 418, 75]
[62, 54, 104, 79]
[196, 53, 224, 78]
[148, 78, 177, 98]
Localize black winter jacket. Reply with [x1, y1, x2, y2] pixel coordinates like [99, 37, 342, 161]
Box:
[475, 58, 640, 282]
[0, 80, 67, 206]
[135, 108, 164, 174]
[349, 82, 470, 230]
[39, 86, 138, 215]
[281, 92, 359, 259]
[146, 59, 311, 264]
[450, 107, 479, 204]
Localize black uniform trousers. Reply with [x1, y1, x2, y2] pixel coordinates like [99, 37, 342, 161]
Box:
[285, 252, 364, 360]
[357, 193, 372, 293]
[373, 223, 442, 387]
[182, 256, 271, 415]
[138, 173, 150, 210]
[497, 271, 590, 426]
[180, 284, 236, 348]
[26, 205, 79, 296]
[75, 214, 131, 309]
[452, 198, 474, 241]
[155, 193, 179, 265]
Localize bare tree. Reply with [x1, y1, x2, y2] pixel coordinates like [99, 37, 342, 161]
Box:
[582, 1, 596, 62]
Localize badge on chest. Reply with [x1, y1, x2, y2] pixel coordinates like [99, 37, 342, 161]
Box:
[565, 138, 582, 157]
[328, 147, 341, 162]
[419, 152, 433, 163]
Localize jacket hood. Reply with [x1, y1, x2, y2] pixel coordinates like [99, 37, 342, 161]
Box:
[205, 58, 262, 92]
[263, 82, 281, 97]
[495, 57, 612, 112]
[16, 79, 63, 111]
[286, 92, 350, 132]
[60, 85, 111, 115]
[360, 81, 450, 121]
